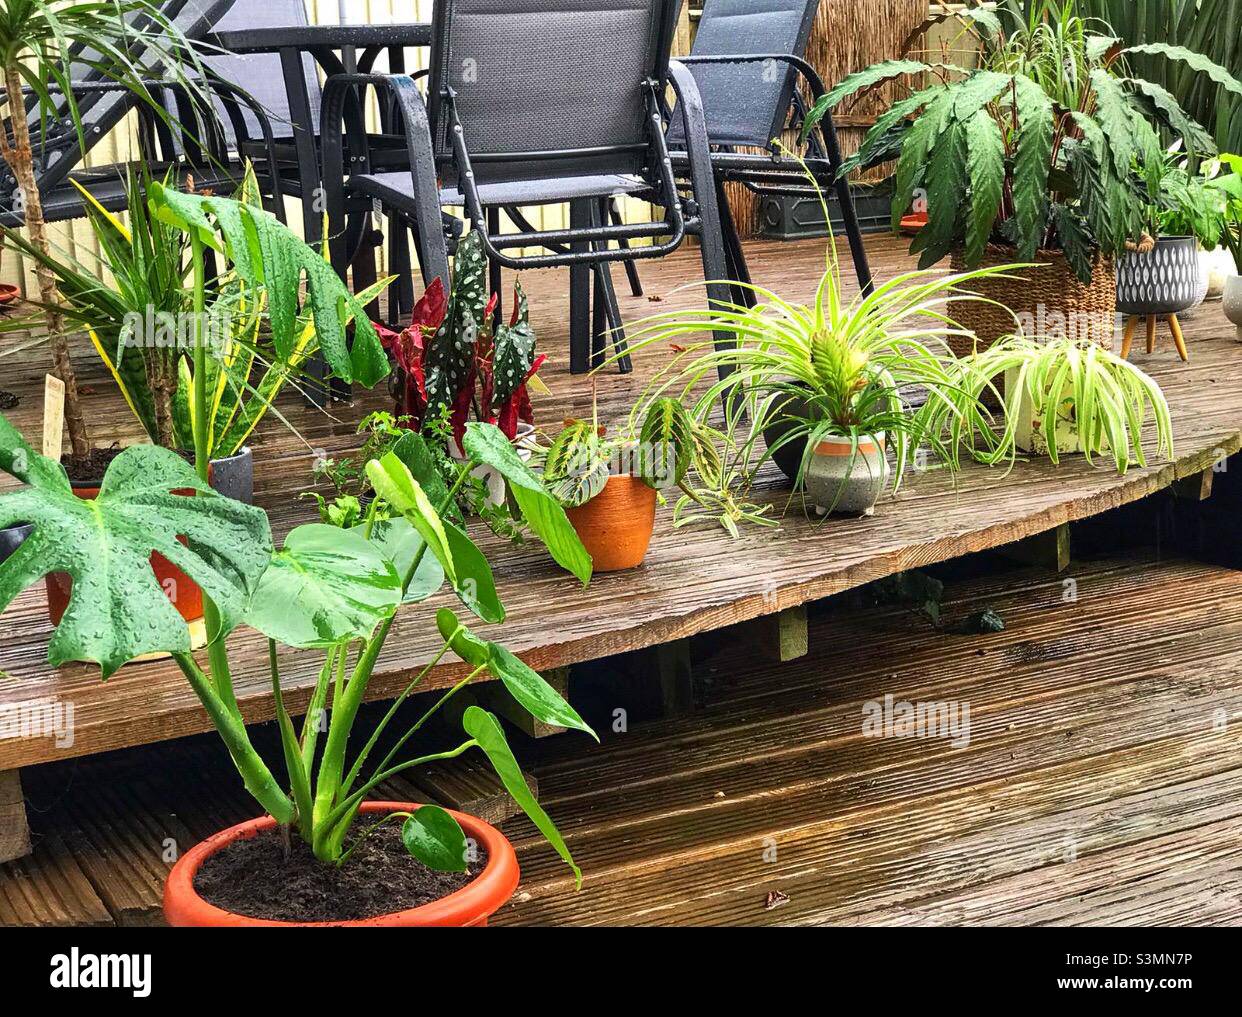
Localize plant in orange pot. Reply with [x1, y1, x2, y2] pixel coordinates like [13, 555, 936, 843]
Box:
[0, 409, 596, 926]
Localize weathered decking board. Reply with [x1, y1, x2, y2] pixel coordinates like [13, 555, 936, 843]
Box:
[5, 551, 1240, 926]
[1, 236, 1240, 774]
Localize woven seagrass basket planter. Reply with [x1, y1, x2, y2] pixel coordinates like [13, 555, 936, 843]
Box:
[948, 244, 1117, 356]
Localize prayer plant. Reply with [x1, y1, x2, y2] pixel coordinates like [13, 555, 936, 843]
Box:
[802, 0, 1242, 281]
[0, 411, 595, 877]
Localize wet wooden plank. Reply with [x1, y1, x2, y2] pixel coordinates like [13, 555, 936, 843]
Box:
[0, 834, 112, 927]
[0, 770, 29, 864]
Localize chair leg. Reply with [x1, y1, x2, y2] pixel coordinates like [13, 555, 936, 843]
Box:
[388, 218, 415, 323]
[486, 206, 503, 328]
[816, 120, 875, 296]
[717, 178, 755, 310]
[608, 197, 644, 297]
[593, 200, 632, 373]
[568, 199, 594, 375]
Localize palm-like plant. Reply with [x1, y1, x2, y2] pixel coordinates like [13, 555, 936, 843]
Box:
[0, 0, 211, 458]
[802, 0, 1242, 281]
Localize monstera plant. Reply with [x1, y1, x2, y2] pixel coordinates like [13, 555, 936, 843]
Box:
[0, 410, 595, 925]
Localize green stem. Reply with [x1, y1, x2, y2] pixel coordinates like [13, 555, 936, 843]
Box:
[336, 811, 411, 869]
[174, 651, 295, 825]
[320, 741, 477, 844]
[339, 635, 463, 798]
[270, 640, 313, 839]
[299, 642, 337, 774]
[311, 462, 475, 850]
[189, 235, 239, 718]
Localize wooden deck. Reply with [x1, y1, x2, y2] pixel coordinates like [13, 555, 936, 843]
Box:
[5, 548, 1242, 926]
[1, 235, 1240, 776]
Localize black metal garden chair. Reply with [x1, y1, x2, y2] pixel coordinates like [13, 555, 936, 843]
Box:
[667, 0, 874, 306]
[321, 0, 737, 377]
[0, 0, 288, 229]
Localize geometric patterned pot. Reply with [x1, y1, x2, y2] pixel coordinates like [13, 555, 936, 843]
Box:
[1116, 236, 1201, 316]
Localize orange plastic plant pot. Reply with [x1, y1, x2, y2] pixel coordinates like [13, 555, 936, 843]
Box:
[163, 802, 521, 927]
[564, 475, 657, 573]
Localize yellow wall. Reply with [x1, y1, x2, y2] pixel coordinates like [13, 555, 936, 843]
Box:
[1, 0, 688, 293]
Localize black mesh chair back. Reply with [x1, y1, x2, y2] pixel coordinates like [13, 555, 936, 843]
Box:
[428, 0, 684, 186]
[171, 0, 320, 148]
[669, 0, 820, 149]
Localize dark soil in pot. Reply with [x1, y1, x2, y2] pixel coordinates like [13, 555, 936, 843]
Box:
[61, 445, 196, 485]
[193, 822, 489, 923]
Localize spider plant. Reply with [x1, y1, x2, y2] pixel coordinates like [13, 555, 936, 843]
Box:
[957, 333, 1175, 472]
[613, 226, 1027, 502]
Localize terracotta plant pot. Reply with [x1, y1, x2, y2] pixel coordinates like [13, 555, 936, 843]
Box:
[564, 475, 657, 572]
[164, 803, 520, 927]
[0, 283, 19, 307]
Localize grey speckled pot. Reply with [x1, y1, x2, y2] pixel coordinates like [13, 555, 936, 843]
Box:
[210, 447, 254, 504]
[804, 433, 890, 516]
[0, 523, 32, 565]
[1117, 236, 1201, 316]
[1224, 276, 1242, 342]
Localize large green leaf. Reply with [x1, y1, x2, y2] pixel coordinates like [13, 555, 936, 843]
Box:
[437, 609, 594, 737]
[365, 454, 457, 586]
[1122, 43, 1242, 98]
[462, 423, 593, 584]
[401, 806, 468, 873]
[390, 430, 461, 523]
[148, 183, 388, 389]
[361, 516, 446, 605]
[492, 281, 537, 406]
[0, 417, 271, 677]
[1125, 78, 1218, 157]
[463, 705, 582, 886]
[913, 117, 969, 267]
[1090, 70, 1136, 177]
[965, 109, 1006, 265]
[243, 524, 401, 649]
[1012, 76, 1055, 259]
[443, 520, 505, 624]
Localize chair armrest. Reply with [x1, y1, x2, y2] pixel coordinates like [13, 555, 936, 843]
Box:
[320, 72, 449, 285]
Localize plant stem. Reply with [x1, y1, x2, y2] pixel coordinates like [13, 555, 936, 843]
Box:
[173, 652, 295, 824]
[0, 59, 88, 458]
[190, 235, 240, 718]
[270, 640, 313, 838]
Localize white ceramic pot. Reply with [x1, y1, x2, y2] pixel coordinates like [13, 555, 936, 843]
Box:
[449, 422, 536, 508]
[804, 433, 889, 516]
[1223, 275, 1242, 343]
[1202, 247, 1236, 301]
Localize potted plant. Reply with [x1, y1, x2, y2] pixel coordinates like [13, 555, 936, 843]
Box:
[0, 399, 595, 924]
[0, 0, 220, 463]
[5, 177, 389, 635]
[1210, 158, 1242, 339]
[954, 333, 1174, 472]
[802, 0, 1242, 352]
[615, 202, 1023, 515]
[381, 230, 544, 505]
[1115, 147, 1225, 335]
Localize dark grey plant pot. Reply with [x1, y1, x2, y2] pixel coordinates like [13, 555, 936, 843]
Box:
[761, 389, 815, 485]
[210, 447, 254, 505]
[1116, 236, 1201, 316]
[0, 523, 33, 565]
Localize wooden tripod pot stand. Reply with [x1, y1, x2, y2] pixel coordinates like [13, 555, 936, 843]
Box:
[1120, 313, 1190, 362]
